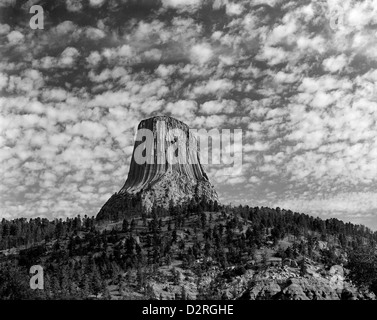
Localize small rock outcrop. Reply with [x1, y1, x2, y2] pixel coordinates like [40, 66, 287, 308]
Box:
[237, 264, 376, 300]
[97, 115, 218, 221]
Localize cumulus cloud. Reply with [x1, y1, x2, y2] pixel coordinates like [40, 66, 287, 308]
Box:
[55, 21, 77, 34]
[66, 0, 83, 12]
[86, 51, 102, 66]
[191, 79, 234, 97]
[226, 2, 244, 15]
[42, 88, 68, 102]
[0, 73, 8, 90]
[7, 30, 24, 45]
[276, 193, 377, 218]
[89, 0, 105, 7]
[166, 100, 197, 120]
[199, 100, 236, 114]
[0, 0, 16, 7]
[162, 0, 202, 9]
[0, 24, 10, 35]
[322, 54, 348, 73]
[190, 43, 213, 65]
[59, 47, 80, 67]
[69, 121, 108, 140]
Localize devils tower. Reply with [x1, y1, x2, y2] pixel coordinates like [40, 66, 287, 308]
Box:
[96, 115, 218, 221]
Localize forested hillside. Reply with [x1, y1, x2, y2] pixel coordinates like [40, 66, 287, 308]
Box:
[1, 201, 376, 300]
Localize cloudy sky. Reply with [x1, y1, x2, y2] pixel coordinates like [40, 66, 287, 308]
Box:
[1, 0, 377, 229]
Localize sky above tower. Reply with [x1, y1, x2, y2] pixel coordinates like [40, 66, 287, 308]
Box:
[1, 0, 377, 229]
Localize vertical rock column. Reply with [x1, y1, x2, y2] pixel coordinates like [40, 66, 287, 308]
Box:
[97, 115, 218, 220]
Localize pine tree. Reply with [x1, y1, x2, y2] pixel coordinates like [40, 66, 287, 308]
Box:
[80, 274, 91, 299]
[181, 286, 187, 300]
[122, 219, 129, 232]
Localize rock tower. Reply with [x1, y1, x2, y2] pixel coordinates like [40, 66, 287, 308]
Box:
[96, 115, 218, 221]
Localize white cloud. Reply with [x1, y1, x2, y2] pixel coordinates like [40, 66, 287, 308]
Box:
[0, 73, 8, 90]
[249, 176, 261, 183]
[55, 21, 76, 34]
[66, 0, 83, 12]
[200, 100, 236, 114]
[311, 91, 335, 108]
[192, 79, 234, 97]
[42, 88, 68, 102]
[60, 47, 80, 67]
[85, 27, 106, 40]
[190, 43, 213, 65]
[256, 46, 289, 65]
[144, 49, 162, 61]
[69, 121, 108, 140]
[7, 30, 24, 45]
[86, 51, 102, 66]
[226, 176, 246, 185]
[276, 192, 377, 217]
[191, 114, 227, 128]
[89, 0, 105, 7]
[226, 2, 243, 15]
[166, 100, 197, 120]
[155, 65, 176, 78]
[244, 142, 271, 152]
[162, 0, 202, 8]
[0, 0, 16, 7]
[322, 54, 348, 73]
[0, 23, 10, 35]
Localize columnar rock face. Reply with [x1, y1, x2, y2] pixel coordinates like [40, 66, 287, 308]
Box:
[121, 116, 210, 193]
[96, 115, 218, 221]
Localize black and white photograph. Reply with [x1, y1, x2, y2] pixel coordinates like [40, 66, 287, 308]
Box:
[1, 0, 377, 309]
